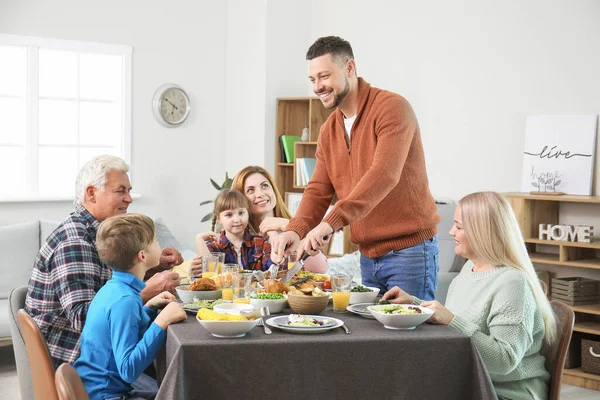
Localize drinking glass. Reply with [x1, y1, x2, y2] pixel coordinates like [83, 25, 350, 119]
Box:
[202, 254, 220, 280]
[210, 252, 225, 274]
[331, 274, 352, 313]
[232, 272, 253, 304]
[287, 251, 298, 270]
[221, 264, 239, 301]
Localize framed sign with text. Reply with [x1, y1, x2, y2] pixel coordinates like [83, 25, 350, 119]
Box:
[521, 115, 598, 195]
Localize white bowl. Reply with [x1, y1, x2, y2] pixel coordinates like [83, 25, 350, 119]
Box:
[250, 297, 288, 314]
[195, 316, 259, 338]
[367, 304, 433, 330]
[176, 285, 222, 303]
[349, 286, 380, 305]
[213, 303, 255, 315]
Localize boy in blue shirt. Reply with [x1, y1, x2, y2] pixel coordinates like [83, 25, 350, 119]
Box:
[74, 213, 186, 400]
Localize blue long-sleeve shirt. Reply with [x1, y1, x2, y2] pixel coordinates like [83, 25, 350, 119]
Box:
[74, 271, 166, 400]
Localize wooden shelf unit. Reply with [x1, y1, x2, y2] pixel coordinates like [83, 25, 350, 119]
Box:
[505, 192, 600, 390]
[275, 97, 358, 256]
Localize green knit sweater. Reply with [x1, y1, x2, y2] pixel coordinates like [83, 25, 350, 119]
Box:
[416, 262, 549, 400]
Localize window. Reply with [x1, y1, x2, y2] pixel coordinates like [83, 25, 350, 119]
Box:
[0, 34, 132, 200]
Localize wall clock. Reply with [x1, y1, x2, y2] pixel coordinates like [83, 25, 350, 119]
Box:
[152, 83, 191, 127]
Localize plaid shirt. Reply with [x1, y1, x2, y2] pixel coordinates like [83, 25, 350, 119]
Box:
[207, 231, 273, 271]
[25, 205, 112, 367]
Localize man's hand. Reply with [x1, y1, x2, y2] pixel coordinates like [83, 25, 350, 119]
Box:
[146, 291, 176, 311]
[141, 271, 180, 302]
[158, 247, 184, 270]
[302, 222, 333, 256]
[259, 217, 289, 236]
[420, 300, 455, 325]
[270, 231, 301, 264]
[381, 286, 413, 304]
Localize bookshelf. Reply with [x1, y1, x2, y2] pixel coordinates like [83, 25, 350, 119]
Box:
[275, 97, 358, 256]
[505, 192, 600, 390]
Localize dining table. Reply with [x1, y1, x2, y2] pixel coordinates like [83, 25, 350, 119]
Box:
[155, 305, 497, 400]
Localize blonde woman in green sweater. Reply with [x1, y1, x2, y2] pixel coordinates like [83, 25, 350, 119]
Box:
[382, 192, 557, 400]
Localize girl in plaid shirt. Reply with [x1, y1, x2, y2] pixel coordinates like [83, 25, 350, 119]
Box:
[191, 189, 274, 273]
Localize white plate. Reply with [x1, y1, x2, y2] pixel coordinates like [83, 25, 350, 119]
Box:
[346, 303, 375, 319]
[266, 315, 343, 334]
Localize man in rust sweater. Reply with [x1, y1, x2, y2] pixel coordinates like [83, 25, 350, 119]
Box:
[271, 36, 441, 300]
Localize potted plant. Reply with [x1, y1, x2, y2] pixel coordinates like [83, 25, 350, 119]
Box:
[199, 172, 233, 223]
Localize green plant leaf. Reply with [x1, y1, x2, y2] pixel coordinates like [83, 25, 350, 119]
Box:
[199, 200, 213, 206]
[201, 213, 214, 223]
[210, 179, 221, 191]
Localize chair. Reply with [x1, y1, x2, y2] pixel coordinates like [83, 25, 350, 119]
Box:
[539, 279, 548, 296]
[540, 300, 574, 400]
[55, 363, 89, 400]
[18, 309, 59, 400]
[8, 287, 34, 400]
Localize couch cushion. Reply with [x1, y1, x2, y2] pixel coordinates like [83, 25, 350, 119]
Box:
[0, 221, 39, 299]
[0, 299, 9, 337]
[436, 201, 466, 273]
[40, 220, 59, 244]
[153, 218, 196, 260]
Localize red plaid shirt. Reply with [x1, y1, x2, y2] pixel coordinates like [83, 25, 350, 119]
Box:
[206, 231, 273, 271]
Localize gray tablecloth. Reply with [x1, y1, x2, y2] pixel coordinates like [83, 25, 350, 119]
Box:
[155, 306, 496, 400]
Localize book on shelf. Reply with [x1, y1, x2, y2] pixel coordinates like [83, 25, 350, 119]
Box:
[301, 158, 316, 183]
[295, 158, 317, 186]
[280, 135, 301, 163]
[278, 136, 287, 163]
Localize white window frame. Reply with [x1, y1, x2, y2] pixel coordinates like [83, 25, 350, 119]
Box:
[0, 34, 132, 202]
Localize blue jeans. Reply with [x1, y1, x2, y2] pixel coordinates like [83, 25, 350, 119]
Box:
[360, 236, 439, 300]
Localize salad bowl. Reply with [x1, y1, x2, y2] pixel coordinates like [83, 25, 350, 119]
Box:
[367, 304, 433, 330]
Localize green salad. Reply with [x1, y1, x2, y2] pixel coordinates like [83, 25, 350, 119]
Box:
[251, 293, 285, 300]
[189, 298, 223, 309]
[351, 285, 373, 293]
[378, 305, 422, 315]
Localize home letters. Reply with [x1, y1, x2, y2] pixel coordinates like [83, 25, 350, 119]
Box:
[539, 224, 593, 243]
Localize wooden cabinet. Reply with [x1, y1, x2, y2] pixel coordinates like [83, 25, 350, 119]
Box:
[505, 192, 600, 390]
[275, 97, 358, 255]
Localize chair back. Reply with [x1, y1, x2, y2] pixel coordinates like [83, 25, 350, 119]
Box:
[55, 363, 89, 400]
[540, 300, 574, 400]
[539, 279, 548, 295]
[8, 287, 34, 400]
[18, 309, 59, 400]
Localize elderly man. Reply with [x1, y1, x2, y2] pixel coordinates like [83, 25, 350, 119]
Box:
[26, 155, 182, 367]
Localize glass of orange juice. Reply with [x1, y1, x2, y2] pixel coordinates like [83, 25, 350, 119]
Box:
[202, 254, 219, 280]
[287, 251, 297, 270]
[232, 272, 252, 304]
[331, 274, 352, 313]
[221, 264, 239, 301]
[210, 252, 225, 274]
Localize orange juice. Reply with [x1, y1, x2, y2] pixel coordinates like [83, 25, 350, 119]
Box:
[202, 272, 216, 279]
[222, 287, 233, 301]
[332, 291, 350, 311]
[207, 261, 217, 272]
[232, 298, 250, 304]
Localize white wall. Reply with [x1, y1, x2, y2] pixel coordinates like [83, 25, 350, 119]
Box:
[308, 0, 600, 279]
[0, 0, 229, 249]
[309, 0, 600, 199]
[2, 0, 600, 270]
